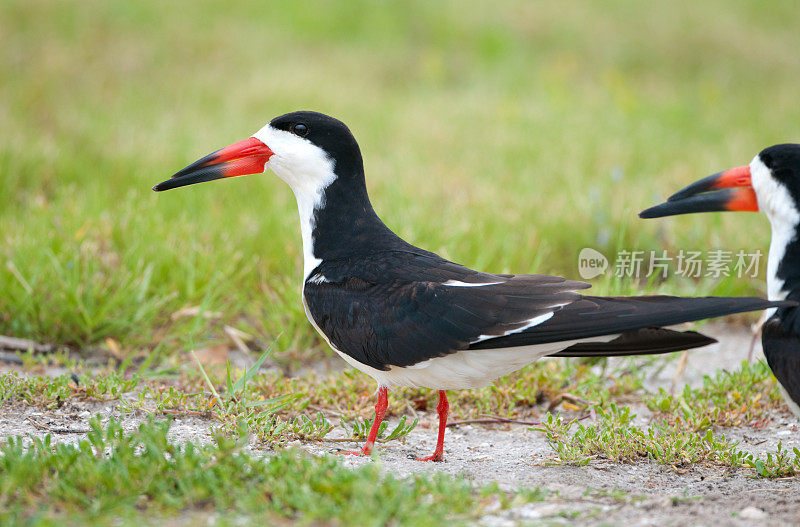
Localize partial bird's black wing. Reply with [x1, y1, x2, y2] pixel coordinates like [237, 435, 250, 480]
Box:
[553, 328, 716, 357]
[761, 309, 800, 409]
[303, 251, 588, 370]
[471, 295, 788, 352]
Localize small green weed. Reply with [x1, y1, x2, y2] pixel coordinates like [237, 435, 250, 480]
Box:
[346, 414, 419, 443]
[0, 371, 138, 409]
[191, 342, 295, 417]
[648, 360, 783, 430]
[746, 443, 800, 478]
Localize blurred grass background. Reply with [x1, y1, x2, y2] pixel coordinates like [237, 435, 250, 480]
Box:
[1, 0, 799, 362]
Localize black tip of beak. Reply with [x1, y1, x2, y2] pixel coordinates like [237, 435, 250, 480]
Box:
[639, 201, 691, 218]
[639, 189, 739, 218]
[152, 175, 200, 192]
[152, 150, 225, 192]
[638, 205, 666, 219]
[152, 180, 177, 192]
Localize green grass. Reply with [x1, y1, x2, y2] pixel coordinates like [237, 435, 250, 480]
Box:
[533, 360, 798, 476]
[537, 404, 800, 477]
[0, 349, 651, 446]
[0, 417, 534, 526]
[647, 359, 784, 429]
[0, 370, 138, 409]
[2, 355, 789, 455]
[2, 0, 799, 358]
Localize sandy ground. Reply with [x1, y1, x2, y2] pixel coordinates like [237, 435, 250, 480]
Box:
[1, 323, 799, 525]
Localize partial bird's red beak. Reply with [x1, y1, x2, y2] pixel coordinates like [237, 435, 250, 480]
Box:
[639, 165, 759, 218]
[153, 137, 274, 191]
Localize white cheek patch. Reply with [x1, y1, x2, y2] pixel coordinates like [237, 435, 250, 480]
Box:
[750, 154, 800, 301]
[252, 124, 338, 279]
[751, 155, 800, 225]
[252, 125, 336, 193]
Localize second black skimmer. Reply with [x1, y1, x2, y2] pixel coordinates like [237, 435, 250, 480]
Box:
[154, 112, 790, 460]
[641, 144, 800, 418]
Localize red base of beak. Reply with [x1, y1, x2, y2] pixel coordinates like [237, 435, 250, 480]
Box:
[640, 165, 758, 218]
[154, 137, 273, 191]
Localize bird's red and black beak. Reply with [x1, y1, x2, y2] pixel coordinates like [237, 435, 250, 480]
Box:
[153, 137, 274, 191]
[639, 165, 759, 218]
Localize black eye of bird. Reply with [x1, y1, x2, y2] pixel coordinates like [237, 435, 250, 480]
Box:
[292, 123, 308, 137]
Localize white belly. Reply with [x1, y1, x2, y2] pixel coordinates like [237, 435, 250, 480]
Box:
[778, 384, 800, 419]
[331, 336, 617, 389]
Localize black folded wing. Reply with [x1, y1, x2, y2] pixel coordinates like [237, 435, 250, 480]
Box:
[303, 251, 588, 370]
[761, 309, 800, 409]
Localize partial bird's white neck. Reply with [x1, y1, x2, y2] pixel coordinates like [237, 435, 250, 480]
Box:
[751, 154, 800, 301]
[252, 124, 338, 280]
[294, 191, 325, 279]
[766, 220, 796, 301]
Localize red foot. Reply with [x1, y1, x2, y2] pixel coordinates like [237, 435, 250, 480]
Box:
[335, 446, 372, 457]
[413, 452, 443, 462]
[413, 391, 449, 462]
[333, 387, 387, 459]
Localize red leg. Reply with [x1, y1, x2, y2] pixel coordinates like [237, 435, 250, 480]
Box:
[339, 386, 388, 456]
[415, 390, 449, 462]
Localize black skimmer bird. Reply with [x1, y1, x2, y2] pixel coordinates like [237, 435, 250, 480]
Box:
[154, 112, 789, 460]
[641, 144, 800, 418]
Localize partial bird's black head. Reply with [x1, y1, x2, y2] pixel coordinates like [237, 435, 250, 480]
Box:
[153, 110, 364, 194]
[639, 143, 800, 224]
[757, 144, 800, 204]
[268, 111, 362, 172]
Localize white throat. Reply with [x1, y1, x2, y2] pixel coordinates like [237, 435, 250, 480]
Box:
[251, 124, 338, 279]
[750, 154, 800, 301]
